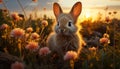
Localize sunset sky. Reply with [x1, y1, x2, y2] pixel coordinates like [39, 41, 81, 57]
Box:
[0, 0, 120, 20]
[59, 0, 120, 7]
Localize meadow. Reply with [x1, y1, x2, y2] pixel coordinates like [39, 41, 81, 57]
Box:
[0, 0, 120, 69]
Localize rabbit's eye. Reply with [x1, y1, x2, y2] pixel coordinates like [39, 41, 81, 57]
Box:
[68, 21, 72, 27]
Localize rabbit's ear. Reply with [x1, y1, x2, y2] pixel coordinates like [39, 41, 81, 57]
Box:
[70, 2, 82, 20]
[53, 3, 63, 18]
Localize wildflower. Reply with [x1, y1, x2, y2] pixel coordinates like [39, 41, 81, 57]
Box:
[11, 12, 22, 21]
[103, 33, 109, 38]
[99, 37, 110, 44]
[18, 14, 24, 20]
[41, 20, 48, 27]
[10, 28, 25, 38]
[0, 24, 9, 30]
[0, 0, 2, 4]
[25, 41, 39, 51]
[26, 27, 33, 33]
[39, 47, 51, 56]
[32, 0, 37, 2]
[64, 51, 78, 60]
[11, 61, 24, 69]
[89, 47, 97, 51]
[31, 32, 39, 40]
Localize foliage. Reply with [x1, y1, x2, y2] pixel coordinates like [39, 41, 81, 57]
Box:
[0, 3, 120, 69]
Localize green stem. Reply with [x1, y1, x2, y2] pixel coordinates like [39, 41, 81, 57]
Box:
[18, 38, 22, 59]
[40, 27, 45, 36]
[70, 60, 74, 69]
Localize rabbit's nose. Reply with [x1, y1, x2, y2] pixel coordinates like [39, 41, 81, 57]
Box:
[59, 29, 65, 33]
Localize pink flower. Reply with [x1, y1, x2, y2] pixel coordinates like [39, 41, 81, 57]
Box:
[0, 0, 2, 3]
[25, 41, 39, 51]
[11, 12, 22, 21]
[31, 32, 39, 40]
[10, 28, 25, 38]
[39, 47, 51, 56]
[0, 24, 9, 30]
[26, 27, 33, 33]
[41, 20, 48, 27]
[100, 37, 110, 44]
[64, 51, 78, 60]
[11, 61, 24, 69]
[89, 47, 97, 51]
[32, 0, 37, 2]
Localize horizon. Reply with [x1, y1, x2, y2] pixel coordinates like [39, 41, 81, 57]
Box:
[0, 0, 120, 20]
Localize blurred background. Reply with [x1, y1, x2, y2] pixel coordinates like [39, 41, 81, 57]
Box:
[0, 0, 120, 21]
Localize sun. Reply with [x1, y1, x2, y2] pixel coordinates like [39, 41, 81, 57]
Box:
[85, 11, 91, 18]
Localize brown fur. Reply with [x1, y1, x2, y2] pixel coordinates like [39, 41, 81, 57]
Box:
[47, 2, 84, 57]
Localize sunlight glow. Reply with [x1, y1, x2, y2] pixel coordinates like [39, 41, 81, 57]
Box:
[85, 11, 91, 18]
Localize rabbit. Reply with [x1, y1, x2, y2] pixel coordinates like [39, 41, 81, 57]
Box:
[47, 2, 85, 57]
